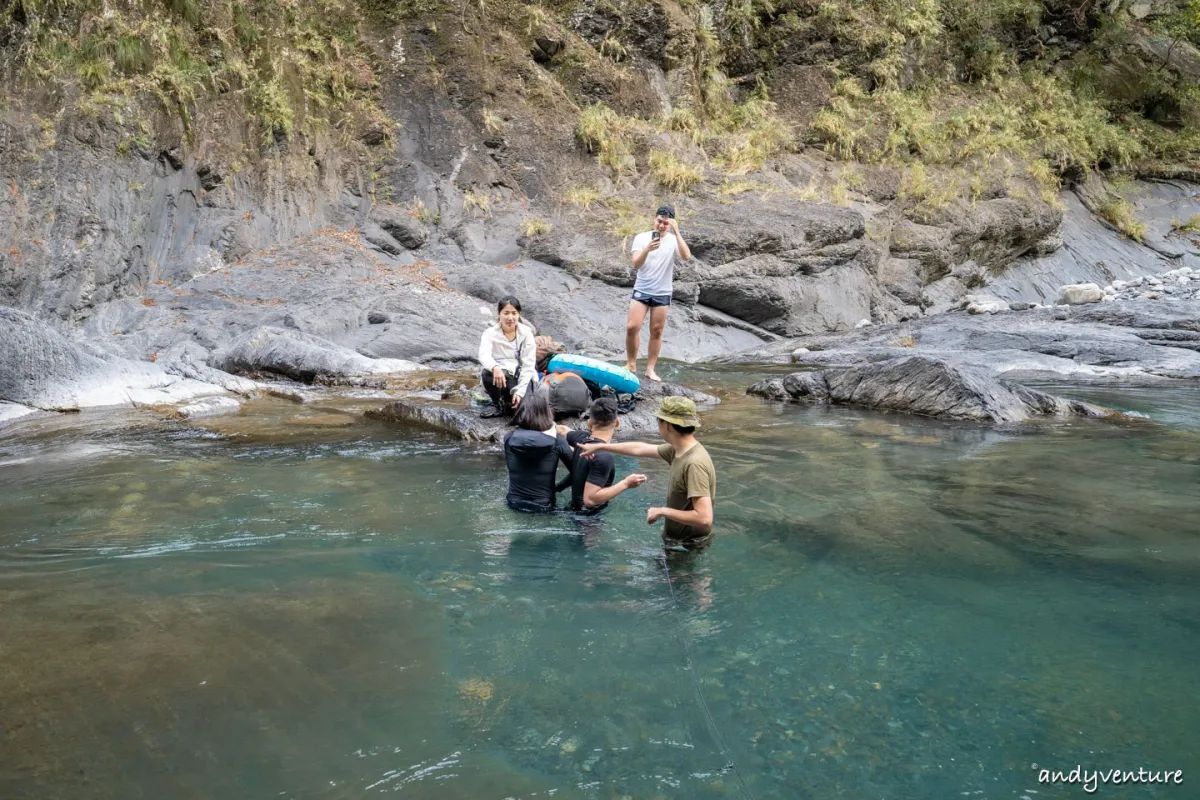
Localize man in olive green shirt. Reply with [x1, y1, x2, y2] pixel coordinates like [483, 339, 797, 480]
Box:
[578, 396, 716, 549]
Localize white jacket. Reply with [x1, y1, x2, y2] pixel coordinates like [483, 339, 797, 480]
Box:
[478, 321, 537, 398]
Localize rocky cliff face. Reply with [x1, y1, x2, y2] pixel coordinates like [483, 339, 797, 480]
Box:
[0, 110, 355, 320]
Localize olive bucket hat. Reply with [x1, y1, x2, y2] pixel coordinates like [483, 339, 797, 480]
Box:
[655, 396, 702, 428]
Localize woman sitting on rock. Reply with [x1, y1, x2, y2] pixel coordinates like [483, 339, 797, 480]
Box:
[503, 391, 573, 513]
[478, 295, 537, 418]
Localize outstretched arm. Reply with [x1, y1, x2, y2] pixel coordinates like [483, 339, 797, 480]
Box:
[579, 441, 662, 459]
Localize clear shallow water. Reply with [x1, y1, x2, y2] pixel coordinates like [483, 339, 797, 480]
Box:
[2, 380, 1199, 800]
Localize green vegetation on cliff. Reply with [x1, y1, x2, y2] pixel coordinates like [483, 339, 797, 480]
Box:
[446, 0, 1197, 213]
[1, 0, 388, 142]
[2, 0, 1197, 203]
[800, 0, 1200, 169]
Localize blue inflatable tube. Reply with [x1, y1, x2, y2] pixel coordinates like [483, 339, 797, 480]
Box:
[546, 354, 641, 394]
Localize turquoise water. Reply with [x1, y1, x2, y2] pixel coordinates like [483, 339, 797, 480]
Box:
[2, 379, 1199, 799]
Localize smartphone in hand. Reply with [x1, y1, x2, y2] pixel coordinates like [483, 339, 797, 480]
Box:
[651, 231, 661, 241]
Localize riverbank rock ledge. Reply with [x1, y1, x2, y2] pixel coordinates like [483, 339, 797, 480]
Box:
[367, 379, 719, 442]
[1, 306, 230, 411]
[210, 327, 422, 383]
[747, 356, 1115, 423]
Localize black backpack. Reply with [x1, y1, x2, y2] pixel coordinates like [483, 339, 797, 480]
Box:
[545, 372, 591, 418]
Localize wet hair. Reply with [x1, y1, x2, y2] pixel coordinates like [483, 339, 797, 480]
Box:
[514, 390, 554, 432]
[586, 397, 619, 428]
[497, 295, 522, 314]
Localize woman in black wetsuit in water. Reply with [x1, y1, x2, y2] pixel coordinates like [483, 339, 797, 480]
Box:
[503, 392, 573, 513]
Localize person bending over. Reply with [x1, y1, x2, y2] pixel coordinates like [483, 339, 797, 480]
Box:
[555, 397, 646, 515]
[479, 295, 537, 419]
[626, 204, 691, 383]
[503, 392, 573, 513]
[578, 397, 715, 550]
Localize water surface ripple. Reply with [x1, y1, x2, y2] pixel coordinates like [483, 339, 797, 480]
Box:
[1, 383, 1198, 799]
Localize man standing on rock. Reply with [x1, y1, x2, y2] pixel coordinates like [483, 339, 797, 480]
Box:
[627, 204, 691, 383]
[578, 397, 716, 551]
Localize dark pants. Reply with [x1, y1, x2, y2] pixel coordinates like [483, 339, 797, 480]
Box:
[481, 367, 520, 414]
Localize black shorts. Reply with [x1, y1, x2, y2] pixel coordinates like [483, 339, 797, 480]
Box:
[631, 289, 672, 308]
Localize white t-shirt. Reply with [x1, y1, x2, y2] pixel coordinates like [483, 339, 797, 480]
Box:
[631, 231, 679, 297]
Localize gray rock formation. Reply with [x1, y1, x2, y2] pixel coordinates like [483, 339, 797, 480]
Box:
[966, 295, 1009, 314]
[0, 401, 38, 427]
[210, 326, 422, 383]
[723, 298, 1200, 383]
[0, 306, 228, 411]
[64, 232, 776, 374]
[524, 232, 636, 287]
[684, 198, 877, 335]
[0, 115, 354, 321]
[157, 341, 264, 394]
[747, 356, 1115, 423]
[366, 400, 501, 441]
[1096, 267, 1198, 304]
[173, 396, 243, 420]
[1058, 283, 1105, 305]
[369, 204, 429, 250]
[987, 186, 1200, 304]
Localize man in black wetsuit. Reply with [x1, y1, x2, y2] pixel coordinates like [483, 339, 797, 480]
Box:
[556, 397, 646, 514]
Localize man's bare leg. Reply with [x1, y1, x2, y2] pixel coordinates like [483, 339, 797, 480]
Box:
[645, 305, 669, 382]
[625, 299, 649, 373]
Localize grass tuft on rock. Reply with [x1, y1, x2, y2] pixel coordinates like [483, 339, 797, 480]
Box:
[520, 217, 552, 238]
[649, 149, 704, 193]
[1097, 198, 1146, 242]
[1171, 214, 1200, 234]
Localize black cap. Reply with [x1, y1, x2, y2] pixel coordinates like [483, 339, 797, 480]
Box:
[655, 204, 675, 219]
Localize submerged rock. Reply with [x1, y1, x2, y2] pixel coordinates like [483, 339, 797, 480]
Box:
[366, 399, 501, 441]
[172, 396, 243, 420]
[747, 356, 1116, 423]
[210, 326, 422, 384]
